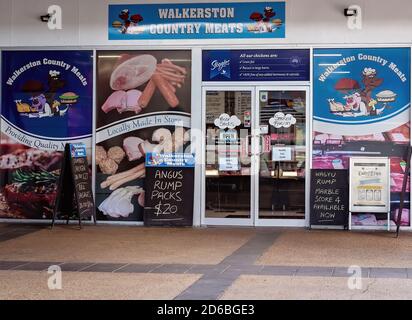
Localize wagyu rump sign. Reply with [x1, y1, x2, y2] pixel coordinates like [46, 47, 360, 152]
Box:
[108, 2, 285, 40]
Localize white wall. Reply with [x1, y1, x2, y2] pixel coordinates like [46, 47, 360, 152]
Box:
[1, 0, 412, 47]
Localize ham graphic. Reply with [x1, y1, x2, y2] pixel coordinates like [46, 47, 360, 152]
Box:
[110, 54, 157, 91]
[101, 89, 142, 114]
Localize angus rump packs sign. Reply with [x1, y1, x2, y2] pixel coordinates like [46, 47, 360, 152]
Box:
[144, 153, 195, 226]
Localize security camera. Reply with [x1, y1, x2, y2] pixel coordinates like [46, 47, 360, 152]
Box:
[40, 14, 51, 22]
[344, 8, 357, 16]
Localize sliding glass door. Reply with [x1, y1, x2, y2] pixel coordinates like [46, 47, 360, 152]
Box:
[255, 87, 308, 226]
[202, 86, 308, 226]
[203, 88, 254, 225]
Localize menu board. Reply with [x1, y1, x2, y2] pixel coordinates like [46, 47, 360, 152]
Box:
[52, 143, 95, 226]
[144, 153, 195, 226]
[310, 169, 349, 227]
[349, 157, 390, 213]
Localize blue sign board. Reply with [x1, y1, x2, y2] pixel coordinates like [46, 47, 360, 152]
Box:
[202, 49, 310, 81]
[313, 47, 410, 135]
[109, 2, 285, 40]
[70, 143, 87, 158]
[145, 153, 196, 168]
[1, 50, 93, 151]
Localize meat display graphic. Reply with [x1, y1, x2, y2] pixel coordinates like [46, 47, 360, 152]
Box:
[96, 50, 191, 222]
[102, 55, 187, 114]
[0, 146, 63, 219]
[110, 54, 157, 90]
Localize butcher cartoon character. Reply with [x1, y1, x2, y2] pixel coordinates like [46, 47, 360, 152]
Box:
[263, 7, 276, 22]
[30, 93, 52, 117]
[343, 92, 368, 117]
[126, 14, 144, 34]
[119, 9, 131, 34]
[327, 67, 389, 118]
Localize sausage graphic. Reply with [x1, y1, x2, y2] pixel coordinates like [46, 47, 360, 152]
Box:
[152, 73, 179, 108]
[138, 79, 156, 109]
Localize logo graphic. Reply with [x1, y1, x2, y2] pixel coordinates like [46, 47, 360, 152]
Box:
[112, 8, 145, 34]
[47, 5, 62, 30]
[326, 67, 396, 118]
[214, 113, 241, 129]
[346, 5, 362, 30]
[269, 112, 296, 128]
[289, 55, 302, 67]
[47, 265, 62, 290]
[247, 6, 283, 33]
[210, 59, 231, 79]
[15, 69, 79, 119]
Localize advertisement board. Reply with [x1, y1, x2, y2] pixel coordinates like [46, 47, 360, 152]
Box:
[0, 50, 93, 220]
[95, 50, 192, 222]
[349, 157, 390, 213]
[313, 47, 411, 227]
[202, 49, 309, 81]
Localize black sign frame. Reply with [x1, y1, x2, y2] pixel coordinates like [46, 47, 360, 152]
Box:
[310, 169, 349, 229]
[51, 144, 96, 228]
[144, 165, 194, 227]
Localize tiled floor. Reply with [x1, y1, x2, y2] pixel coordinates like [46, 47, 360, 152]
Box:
[1, 224, 412, 299]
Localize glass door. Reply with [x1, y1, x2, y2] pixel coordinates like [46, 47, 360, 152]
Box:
[202, 86, 308, 227]
[255, 87, 308, 227]
[203, 87, 254, 226]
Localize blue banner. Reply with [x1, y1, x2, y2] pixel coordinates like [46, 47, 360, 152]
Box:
[145, 153, 196, 168]
[109, 2, 285, 40]
[70, 143, 87, 158]
[313, 47, 410, 135]
[202, 49, 310, 81]
[1, 50, 93, 151]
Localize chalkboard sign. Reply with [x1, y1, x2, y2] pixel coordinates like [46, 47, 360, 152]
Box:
[310, 169, 349, 228]
[144, 153, 195, 226]
[52, 143, 95, 227]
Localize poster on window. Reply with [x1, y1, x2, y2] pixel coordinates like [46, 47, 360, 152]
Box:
[313, 47, 411, 227]
[349, 157, 390, 213]
[95, 50, 192, 222]
[0, 51, 93, 219]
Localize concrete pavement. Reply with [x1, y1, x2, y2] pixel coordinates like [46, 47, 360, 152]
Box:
[1, 224, 412, 299]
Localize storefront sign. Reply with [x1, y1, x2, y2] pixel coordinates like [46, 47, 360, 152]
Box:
[95, 50, 192, 222]
[349, 157, 390, 213]
[202, 49, 310, 81]
[0, 50, 93, 220]
[313, 48, 411, 135]
[109, 2, 285, 40]
[144, 153, 194, 226]
[310, 169, 349, 227]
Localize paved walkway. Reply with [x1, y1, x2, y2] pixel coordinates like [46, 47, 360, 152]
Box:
[1, 224, 412, 299]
